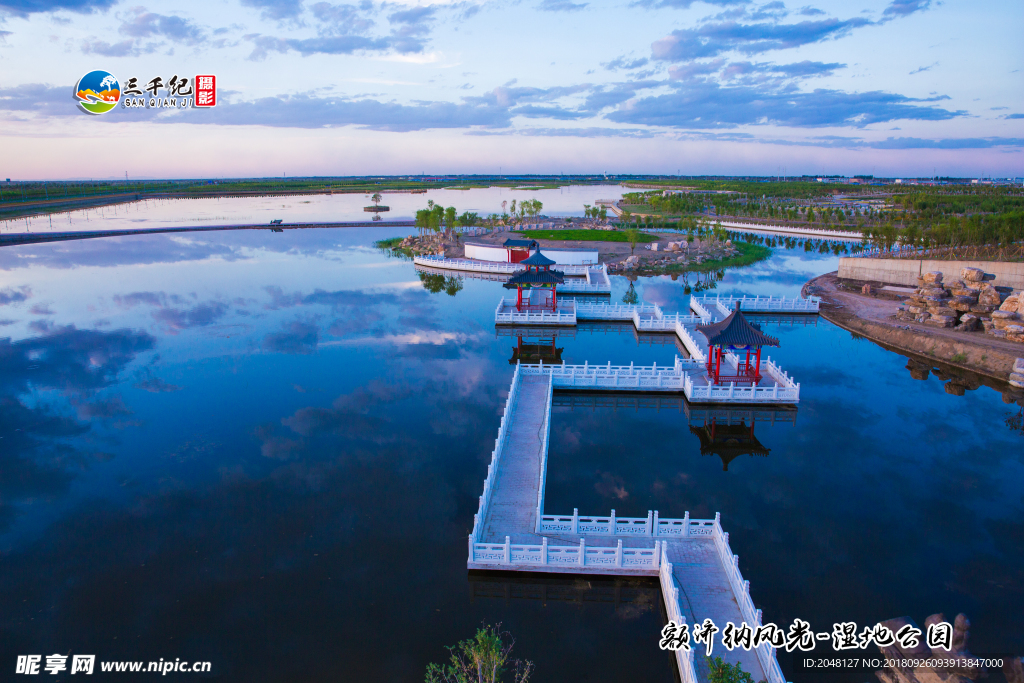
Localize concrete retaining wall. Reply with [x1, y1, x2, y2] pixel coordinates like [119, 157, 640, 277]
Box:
[839, 257, 1024, 290]
[465, 243, 509, 262]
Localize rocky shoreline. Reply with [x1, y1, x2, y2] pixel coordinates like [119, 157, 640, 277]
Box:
[803, 272, 1024, 401]
[894, 267, 1022, 342]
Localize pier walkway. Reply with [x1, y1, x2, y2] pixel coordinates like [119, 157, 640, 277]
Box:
[469, 367, 786, 683]
[495, 300, 805, 404]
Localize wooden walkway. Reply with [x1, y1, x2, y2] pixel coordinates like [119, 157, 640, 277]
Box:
[468, 368, 784, 683]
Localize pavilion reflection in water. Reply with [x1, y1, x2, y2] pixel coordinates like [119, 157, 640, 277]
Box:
[554, 392, 797, 471]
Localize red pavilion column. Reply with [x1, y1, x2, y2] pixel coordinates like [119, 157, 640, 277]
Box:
[517, 286, 523, 311]
[755, 347, 762, 384]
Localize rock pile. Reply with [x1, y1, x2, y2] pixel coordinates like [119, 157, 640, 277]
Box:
[1012, 358, 1024, 389]
[897, 267, 1022, 342]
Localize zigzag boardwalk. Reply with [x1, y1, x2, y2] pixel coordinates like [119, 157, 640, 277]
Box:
[468, 368, 783, 683]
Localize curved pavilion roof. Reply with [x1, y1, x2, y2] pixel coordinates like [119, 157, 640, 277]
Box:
[696, 303, 780, 348]
[504, 269, 565, 287]
[520, 250, 557, 267]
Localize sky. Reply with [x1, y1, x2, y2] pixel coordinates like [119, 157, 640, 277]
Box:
[0, 0, 1021, 179]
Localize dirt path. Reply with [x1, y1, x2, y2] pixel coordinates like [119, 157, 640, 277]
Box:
[804, 272, 1023, 385]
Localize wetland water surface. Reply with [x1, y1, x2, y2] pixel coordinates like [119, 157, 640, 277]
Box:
[0, 214, 1021, 681]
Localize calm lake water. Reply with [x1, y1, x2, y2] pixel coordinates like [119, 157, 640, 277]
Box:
[0, 195, 1021, 682]
[0, 184, 626, 236]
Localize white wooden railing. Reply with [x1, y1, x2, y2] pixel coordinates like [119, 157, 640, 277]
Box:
[520, 360, 686, 390]
[494, 298, 577, 325]
[692, 294, 820, 315]
[673, 322, 708, 362]
[689, 298, 715, 321]
[468, 365, 522, 548]
[470, 536, 663, 569]
[709, 527, 788, 683]
[533, 374, 554, 533]
[576, 302, 663, 320]
[660, 549, 698, 683]
[683, 373, 800, 403]
[717, 220, 864, 240]
[539, 509, 719, 538]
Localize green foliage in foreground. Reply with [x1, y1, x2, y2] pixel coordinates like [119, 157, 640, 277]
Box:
[425, 624, 533, 683]
[373, 236, 405, 248]
[517, 228, 657, 243]
[707, 656, 756, 683]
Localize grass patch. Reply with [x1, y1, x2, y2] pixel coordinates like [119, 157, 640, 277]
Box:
[951, 352, 968, 363]
[373, 236, 405, 248]
[518, 228, 658, 243]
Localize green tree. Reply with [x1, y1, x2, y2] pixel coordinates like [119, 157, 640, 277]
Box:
[706, 656, 754, 683]
[444, 206, 458, 237]
[430, 204, 445, 234]
[458, 211, 479, 228]
[425, 624, 533, 683]
[415, 208, 431, 236]
[625, 227, 641, 255]
[371, 192, 382, 206]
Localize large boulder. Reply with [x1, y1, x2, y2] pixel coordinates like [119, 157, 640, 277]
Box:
[1007, 325, 1024, 344]
[925, 315, 957, 328]
[922, 270, 944, 285]
[919, 286, 949, 298]
[1015, 358, 1024, 373]
[978, 285, 1003, 307]
[999, 293, 1021, 313]
[992, 311, 1021, 329]
[927, 306, 958, 318]
[956, 314, 980, 331]
[970, 303, 997, 315]
[947, 296, 975, 312]
[960, 267, 987, 282]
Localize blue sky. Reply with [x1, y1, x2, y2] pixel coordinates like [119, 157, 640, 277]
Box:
[0, 0, 1021, 178]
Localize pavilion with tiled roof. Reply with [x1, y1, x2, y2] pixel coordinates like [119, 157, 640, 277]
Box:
[695, 302, 780, 386]
[503, 249, 565, 312]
